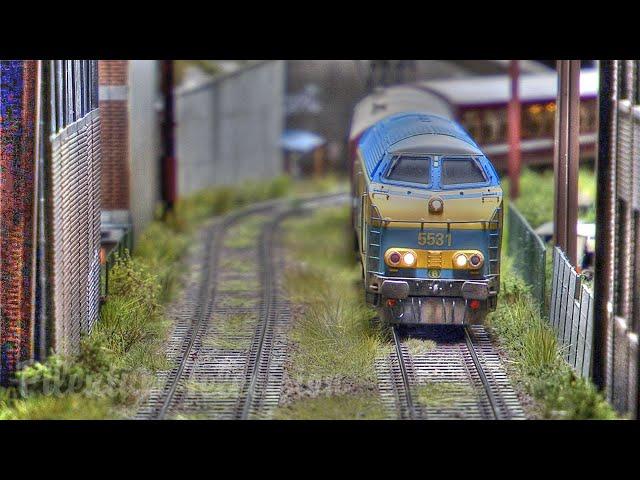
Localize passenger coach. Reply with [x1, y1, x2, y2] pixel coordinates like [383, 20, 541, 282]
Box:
[348, 69, 598, 174]
[352, 112, 503, 324]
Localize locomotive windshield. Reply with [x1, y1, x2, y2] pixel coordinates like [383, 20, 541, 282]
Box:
[386, 156, 431, 184]
[441, 157, 487, 185]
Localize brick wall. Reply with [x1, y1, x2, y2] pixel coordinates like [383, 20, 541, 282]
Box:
[98, 60, 128, 86]
[0, 61, 38, 384]
[98, 60, 130, 210]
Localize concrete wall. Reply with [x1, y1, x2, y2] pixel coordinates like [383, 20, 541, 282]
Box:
[128, 60, 162, 236]
[176, 61, 284, 195]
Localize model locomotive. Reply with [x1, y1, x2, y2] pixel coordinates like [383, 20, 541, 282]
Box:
[350, 110, 503, 324]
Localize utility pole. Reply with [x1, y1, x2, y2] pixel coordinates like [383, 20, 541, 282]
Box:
[508, 60, 521, 199]
[553, 60, 581, 265]
[160, 60, 177, 214]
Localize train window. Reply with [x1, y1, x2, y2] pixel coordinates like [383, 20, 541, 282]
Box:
[441, 157, 486, 185]
[480, 108, 507, 144]
[461, 110, 482, 140]
[386, 156, 431, 184]
[522, 102, 556, 139]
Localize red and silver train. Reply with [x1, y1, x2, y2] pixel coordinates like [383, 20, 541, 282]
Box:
[349, 68, 598, 172]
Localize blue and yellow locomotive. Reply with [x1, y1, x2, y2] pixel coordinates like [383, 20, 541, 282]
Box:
[350, 111, 503, 324]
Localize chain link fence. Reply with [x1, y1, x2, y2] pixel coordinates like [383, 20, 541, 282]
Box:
[507, 204, 547, 308]
[100, 228, 133, 301]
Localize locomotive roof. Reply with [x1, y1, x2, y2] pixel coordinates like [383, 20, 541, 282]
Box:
[388, 134, 482, 156]
[358, 112, 483, 176]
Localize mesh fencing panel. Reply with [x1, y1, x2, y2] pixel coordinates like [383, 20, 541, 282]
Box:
[506, 204, 546, 308]
[50, 110, 101, 355]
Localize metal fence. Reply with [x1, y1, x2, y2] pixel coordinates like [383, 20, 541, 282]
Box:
[594, 60, 640, 417]
[49, 108, 102, 356]
[100, 228, 133, 301]
[549, 247, 594, 377]
[507, 204, 546, 307]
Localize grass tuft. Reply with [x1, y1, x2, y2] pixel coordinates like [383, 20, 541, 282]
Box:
[223, 215, 268, 249]
[281, 206, 388, 391]
[415, 382, 474, 408]
[205, 312, 256, 351]
[273, 394, 388, 420]
[0, 393, 111, 420]
[404, 338, 437, 357]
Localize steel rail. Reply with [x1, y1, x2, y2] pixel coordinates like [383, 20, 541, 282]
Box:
[238, 193, 348, 419]
[153, 214, 231, 419]
[153, 202, 294, 419]
[151, 192, 347, 419]
[391, 326, 417, 420]
[463, 326, 505, 420]
[236, 210, 284, 419]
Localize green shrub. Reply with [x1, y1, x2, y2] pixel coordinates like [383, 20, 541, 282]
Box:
[503, 168, 597, 229]
[15, 355, 90, 397]
[107, 252, 161, 315]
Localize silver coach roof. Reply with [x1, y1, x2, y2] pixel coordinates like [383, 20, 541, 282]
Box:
[349, 85, 454, 141]
[419, 68, 598, 106]
[388, 134, 483, 156]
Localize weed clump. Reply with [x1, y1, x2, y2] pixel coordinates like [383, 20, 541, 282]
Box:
[404, 338, 437, 357]
[487, 262, 617, 419]
[273, 394, 388, 420]
[281, 207, 386, 386]
[415, 382, 474, 408]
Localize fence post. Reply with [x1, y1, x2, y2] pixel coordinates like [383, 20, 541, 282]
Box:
[593, 60, 617, 392]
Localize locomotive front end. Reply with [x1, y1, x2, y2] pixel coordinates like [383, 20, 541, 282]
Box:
[364, 183, 503, 324]
[353, 113, 503, 325]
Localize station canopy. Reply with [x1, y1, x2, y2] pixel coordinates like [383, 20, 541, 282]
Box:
[280, 129, 326, 154]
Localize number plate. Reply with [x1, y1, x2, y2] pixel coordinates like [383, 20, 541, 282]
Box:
[418, 231, 452, 247]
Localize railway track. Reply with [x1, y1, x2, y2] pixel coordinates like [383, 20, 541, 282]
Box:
[137, 191, 523, 420]
[138, 193, 346, 420]
[378, 325, 525, 420]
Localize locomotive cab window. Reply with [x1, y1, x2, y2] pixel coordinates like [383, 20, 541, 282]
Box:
[386, 156, 431, 185]
[441, 157, 487, 186]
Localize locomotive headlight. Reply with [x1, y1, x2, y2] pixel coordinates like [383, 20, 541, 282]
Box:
[469, 253, 484, 268]
[385, 248, 418, 268]
[387, 250, 402, 266]
[403, 252, 416, 266]
[454, 253, 468, 268]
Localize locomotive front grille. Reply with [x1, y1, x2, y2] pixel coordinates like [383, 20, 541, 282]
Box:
[426, 251, 443, 269]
